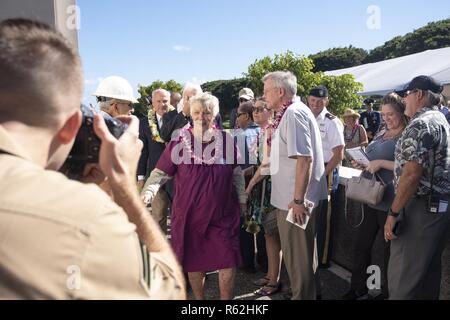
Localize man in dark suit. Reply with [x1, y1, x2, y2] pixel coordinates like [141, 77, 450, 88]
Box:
[137, 88, 172, 232]
[359, 98, 381, 142]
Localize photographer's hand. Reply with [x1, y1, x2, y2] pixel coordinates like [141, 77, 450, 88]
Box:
[93, 114, 142, 187]
[80, 164, 106, 185]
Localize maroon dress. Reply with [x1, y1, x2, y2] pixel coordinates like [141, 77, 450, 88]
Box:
[156, 130, 242, 272]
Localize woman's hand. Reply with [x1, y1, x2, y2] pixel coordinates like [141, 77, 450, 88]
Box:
[245, 181, 254, 195]
[366, 160, 383, 174]
[240, 203, 248, 217]
[351, 160, 366, 170]
[141, 191, 154, 205]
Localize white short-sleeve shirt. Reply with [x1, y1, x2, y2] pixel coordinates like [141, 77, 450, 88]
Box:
[270, 102, 327, 210]
[316, 107, 345, 163]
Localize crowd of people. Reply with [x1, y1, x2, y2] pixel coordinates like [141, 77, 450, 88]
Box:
[1, 18, 449, 300]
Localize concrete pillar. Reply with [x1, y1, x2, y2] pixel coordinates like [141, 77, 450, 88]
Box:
[0, 0, 79, 50]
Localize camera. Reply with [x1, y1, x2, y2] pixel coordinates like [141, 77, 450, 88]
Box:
[59, 104, 127, 180]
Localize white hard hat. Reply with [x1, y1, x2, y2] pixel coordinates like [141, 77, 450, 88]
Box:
[93, 76, 138, 103]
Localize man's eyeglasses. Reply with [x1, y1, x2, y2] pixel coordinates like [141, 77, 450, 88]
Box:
[253, 107, 267, 113]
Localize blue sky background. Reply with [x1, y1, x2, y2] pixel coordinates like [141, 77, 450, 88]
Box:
[77, 0, 450, 105]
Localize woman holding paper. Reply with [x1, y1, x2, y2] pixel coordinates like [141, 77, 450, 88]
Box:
[342, 109, 368, 166]
[343, 93, 407, 300]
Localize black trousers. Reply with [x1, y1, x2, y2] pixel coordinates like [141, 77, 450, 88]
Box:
[350, 204, 390, 296]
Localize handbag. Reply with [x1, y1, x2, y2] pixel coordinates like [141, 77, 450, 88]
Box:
[345, 172, 386, 206]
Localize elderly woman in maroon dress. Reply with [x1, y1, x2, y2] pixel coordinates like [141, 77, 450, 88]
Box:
[141, 92, 246, 300]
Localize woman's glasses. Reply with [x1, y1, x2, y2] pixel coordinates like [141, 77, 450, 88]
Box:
[252, 107, 267, 113]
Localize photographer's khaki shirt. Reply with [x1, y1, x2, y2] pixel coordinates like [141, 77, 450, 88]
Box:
[0, 126, 178, 299]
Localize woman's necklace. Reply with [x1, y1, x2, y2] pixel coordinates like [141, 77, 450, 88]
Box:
[344, 124, 359, 142]
[180, 126, 223, 165]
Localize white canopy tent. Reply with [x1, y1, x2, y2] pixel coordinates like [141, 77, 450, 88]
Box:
[325, 47, 450, 97]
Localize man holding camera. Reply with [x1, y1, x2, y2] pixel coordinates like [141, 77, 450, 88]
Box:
[385, 75, 450, 299]
[0, 19, 185, 299]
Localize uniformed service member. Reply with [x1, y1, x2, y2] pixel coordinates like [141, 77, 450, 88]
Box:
[359, 98, 381, 142]
[307, 86, 345, 269]
[0, 18, 185, 299]
[385, 75, 450, 299]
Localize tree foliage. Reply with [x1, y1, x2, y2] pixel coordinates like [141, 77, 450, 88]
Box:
[245, 51, 321, 97]
[320, 74, 363, 115]
[309, 46, 369, 72]
[202, 78, 251, 121]
[245, 51, 363, 116]
[365, 18, 450, 63]
[133, 80, 183, 118]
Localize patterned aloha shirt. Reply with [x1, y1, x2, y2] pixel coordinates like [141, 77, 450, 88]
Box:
[394, 106, 450, 196]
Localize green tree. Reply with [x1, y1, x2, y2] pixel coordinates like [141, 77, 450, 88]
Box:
[320, 74, 363, 116]
[202, 78, 251, 124]
[245, 51, 321, 97]
[133, 80, 183, 118]
[365, 18, 450, 63]
[245, 51, 362, 116]
[309, 46, 368, 72]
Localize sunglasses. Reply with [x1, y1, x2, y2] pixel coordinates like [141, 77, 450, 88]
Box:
[252, 107, 268, 113]
[399, 89, 419, 98]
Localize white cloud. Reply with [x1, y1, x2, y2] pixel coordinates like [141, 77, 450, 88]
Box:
[173, 45, 192, 52]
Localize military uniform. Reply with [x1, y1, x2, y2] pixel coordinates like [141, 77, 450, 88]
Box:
[359, 110, 381, 142]
[0, 126, 179, 299]
[315, 107, 345, 267]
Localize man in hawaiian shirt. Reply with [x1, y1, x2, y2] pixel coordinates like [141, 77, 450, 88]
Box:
[385, 75, 450, 299]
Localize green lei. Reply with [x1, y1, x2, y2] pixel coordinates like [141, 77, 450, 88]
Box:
[147, 107, 174, 143]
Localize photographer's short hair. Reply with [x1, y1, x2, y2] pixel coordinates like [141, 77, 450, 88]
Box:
[0, 19, 83, 127]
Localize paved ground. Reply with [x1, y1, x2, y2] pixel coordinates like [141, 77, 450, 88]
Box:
[187, 263, 369, 300]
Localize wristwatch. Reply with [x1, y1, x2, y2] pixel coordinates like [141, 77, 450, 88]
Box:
[388, 208, 399, 217]
[293, 199, 304, 205]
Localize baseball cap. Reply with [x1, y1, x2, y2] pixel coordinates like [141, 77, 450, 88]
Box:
[395, 75, 443, 98]
[238, 88, 254, 101]
[309, 85, 328, 98]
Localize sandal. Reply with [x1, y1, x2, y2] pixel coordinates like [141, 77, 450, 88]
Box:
[253, 277, 270, 286]
[254, 284, 280, 296]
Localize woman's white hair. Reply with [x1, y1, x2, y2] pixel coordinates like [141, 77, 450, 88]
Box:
[262, 71, 297, 98]
[177, 82, 204, 112]
[189, 92, 220, 118]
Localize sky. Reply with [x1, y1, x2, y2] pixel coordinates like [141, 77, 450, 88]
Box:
[77, 0, 450, 105]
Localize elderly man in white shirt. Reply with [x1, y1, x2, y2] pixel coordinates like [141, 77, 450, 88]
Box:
[263, 71, 327, 300]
